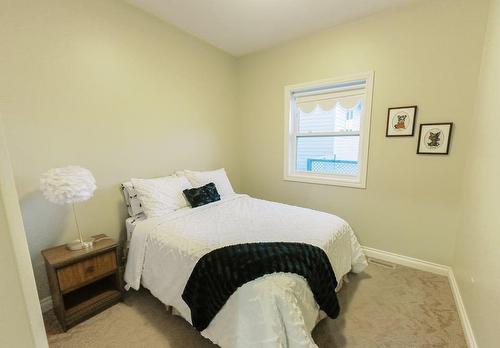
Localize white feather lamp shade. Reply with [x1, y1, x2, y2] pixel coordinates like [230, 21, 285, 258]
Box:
[40, 166, 97, 251]
[40, 166, 96, 204]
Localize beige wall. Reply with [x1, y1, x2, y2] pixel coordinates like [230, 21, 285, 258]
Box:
[236, 0, 489, 266]
[0, 0, 239, 299]
[0, 117, 47, 347]
[2, 7, 498, 347]
[453, 0, 500, 346]
[0, 177, 37, 348]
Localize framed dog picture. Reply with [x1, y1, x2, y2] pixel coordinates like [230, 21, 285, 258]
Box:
[417, 123, 453, 155]
[386, 106, 417, 137]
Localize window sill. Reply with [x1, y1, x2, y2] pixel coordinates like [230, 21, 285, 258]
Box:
[284, 173, 366, 189]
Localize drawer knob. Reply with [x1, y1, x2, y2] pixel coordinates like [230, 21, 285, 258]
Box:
[85, 266, 95, 274]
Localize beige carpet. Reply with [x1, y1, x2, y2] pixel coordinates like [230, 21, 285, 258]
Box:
[44, 261, 466, 347]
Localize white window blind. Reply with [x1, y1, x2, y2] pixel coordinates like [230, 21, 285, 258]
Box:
[284, 73, 373, 188]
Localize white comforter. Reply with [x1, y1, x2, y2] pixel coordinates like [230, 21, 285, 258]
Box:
[125, 194, 367, 348]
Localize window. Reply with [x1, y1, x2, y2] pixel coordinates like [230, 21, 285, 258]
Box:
[284, 72, 374, 188]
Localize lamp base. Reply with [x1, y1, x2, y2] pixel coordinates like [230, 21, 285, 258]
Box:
[66, 239, 94, 251]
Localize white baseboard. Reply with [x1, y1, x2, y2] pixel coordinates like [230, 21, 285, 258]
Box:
[40, 296, 53, 313]
[362, 246, 450, 275]
[362, 246, 476, 348]
[448, 269, 477, 348]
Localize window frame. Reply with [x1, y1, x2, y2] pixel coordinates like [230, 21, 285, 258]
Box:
[283, 72, 374, 189]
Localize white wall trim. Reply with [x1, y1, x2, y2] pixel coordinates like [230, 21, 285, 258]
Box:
[40, 297, 53, 313]
[362, 246, 477, 348]
[448, 269, 477, 348]
[362, 246, 449, 275]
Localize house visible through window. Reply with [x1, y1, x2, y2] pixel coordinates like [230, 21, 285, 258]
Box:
[284, 73, 373, 188]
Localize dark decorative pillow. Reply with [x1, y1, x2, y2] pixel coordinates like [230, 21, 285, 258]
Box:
[183, 182, 221, 208]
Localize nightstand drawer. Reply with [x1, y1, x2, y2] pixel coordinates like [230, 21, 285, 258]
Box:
[57, 251, 117, 293]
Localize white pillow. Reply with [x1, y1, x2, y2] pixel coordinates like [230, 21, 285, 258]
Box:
[121, 182, 144, 217]
[181, 168, 235, 198]
[131, 175, 192, 218]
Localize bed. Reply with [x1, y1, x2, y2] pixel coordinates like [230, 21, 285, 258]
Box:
[124, 193, 367, 348]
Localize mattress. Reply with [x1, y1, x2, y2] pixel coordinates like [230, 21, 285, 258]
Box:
[125, 194, 367, 348]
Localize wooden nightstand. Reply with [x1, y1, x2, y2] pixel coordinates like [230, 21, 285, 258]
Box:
[42, 234, 123, 331]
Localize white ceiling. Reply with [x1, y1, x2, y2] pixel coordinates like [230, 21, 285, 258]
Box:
[126, 0, 419, 56]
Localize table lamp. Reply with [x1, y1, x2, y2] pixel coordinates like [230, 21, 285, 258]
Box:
[40, 166, 96, 251]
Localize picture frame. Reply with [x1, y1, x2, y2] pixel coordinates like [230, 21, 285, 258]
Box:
[417, 122, 453, 155]
[386, 106, 417, 137]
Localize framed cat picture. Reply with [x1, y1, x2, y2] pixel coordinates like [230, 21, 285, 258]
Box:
[386, 106, 417, 137]
[417, 122, 453, 155]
